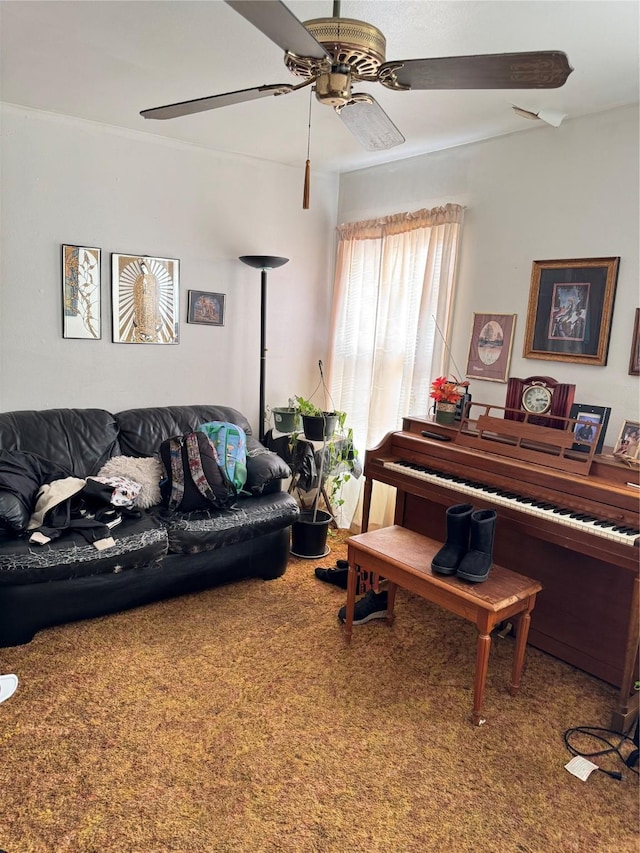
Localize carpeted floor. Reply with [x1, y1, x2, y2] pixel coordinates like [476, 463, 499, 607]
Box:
[0, 528, 638, 853]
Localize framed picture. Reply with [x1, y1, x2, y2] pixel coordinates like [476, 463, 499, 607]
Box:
[613, 419, 640, 459]
[569, 403, 611, 455]
[629, 308, 640, 376]
[62, 244, 101, 339]
[523, 257, 619, 365]
[111, 254, 179, 344]
[187, 290, 225, 326]
[465, 313, 516, 383]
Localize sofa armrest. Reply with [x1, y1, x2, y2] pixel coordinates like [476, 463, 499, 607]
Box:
[245, 438, 291, 495]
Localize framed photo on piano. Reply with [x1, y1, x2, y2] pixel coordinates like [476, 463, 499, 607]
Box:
[569, 403, 610, 455]
[523, 257, 619, 366]
[613, 419, 640, 460]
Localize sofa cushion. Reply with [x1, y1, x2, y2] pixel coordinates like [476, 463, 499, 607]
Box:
[0, 513, 168, 586]
[115, 405, 253, 458]
[0, 408, 120, 477]
[154, 491, 299, 555]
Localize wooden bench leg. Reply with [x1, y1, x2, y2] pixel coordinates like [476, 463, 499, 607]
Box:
[473, 631, 492, 725]
[510, 606, 534, 696]
[386, 581, 397, 627]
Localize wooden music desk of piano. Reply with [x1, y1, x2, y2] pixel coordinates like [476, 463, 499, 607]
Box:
[362, 412, 640, 732]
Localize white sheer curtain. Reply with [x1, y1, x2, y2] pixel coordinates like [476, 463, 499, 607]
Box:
[326, 204, 464, 531]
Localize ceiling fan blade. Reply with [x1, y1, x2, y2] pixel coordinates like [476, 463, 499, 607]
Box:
[140, 84, 293, 120]
[337, 96, 405, 151]
[224, 0, 329, 60]
[379, 51, 573, 91]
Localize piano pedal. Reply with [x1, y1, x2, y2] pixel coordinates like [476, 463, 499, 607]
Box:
[495, 621, 514, 639]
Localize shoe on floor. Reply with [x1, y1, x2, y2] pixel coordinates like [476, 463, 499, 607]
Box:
[315, 559, 349, 589]
[338, 589, 388, 625]
[0, 674, 18, 704]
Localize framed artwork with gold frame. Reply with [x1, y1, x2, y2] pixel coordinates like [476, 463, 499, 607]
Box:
[523, 257, 619, 366]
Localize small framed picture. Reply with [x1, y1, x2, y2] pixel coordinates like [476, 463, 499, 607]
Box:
[465, 313, 516, 383]
[629, 308, 640, 376]
[569, 403, 611, 455]
[187, 290, 225, 326]
[62, 244, 101, 339]
[613, 420, 640, 459]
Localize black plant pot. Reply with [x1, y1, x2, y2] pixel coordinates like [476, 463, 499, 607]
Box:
[302, 413, 338, 441]
[290, 510, 332, 559]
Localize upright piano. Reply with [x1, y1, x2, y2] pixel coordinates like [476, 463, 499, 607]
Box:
[362, 411, 640, 731]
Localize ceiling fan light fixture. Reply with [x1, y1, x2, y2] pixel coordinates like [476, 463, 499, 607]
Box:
[315, 67, 352, 106]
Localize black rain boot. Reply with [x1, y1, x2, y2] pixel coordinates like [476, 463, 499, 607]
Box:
[456, 509, 497, 583]
[431, 503, 473, 575]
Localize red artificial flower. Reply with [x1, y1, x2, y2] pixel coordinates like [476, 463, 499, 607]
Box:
[429, 376, 464, 404]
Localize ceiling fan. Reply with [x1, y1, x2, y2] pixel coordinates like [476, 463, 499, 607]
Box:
[141, 0, 573, 153]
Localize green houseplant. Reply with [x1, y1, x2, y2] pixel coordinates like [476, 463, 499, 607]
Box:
[288, 365, 359, 556]
[290, 396, 357, 513]
[270, 398, 301, 433]
[294, 395, 340, 441]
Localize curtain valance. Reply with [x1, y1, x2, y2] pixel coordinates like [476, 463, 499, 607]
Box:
[336, 203, 465, 241]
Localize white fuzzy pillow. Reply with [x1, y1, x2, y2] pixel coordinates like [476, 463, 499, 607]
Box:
[97, 456, 163, 509]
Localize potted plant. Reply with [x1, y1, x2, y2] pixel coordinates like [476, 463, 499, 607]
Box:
[429, 376, 469, 425]
[288, 366, 359, 556]
[289, 413, 359, 557]
[270, 398, 301, 434]
[294, 395, 340, 441]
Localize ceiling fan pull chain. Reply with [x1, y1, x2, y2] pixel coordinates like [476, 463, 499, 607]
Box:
[303, 86, 312, 210]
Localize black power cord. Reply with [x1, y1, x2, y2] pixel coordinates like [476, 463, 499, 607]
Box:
[563, 724, 639, 780]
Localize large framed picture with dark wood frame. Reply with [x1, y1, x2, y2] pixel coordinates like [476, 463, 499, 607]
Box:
[523, 257, 619, 366]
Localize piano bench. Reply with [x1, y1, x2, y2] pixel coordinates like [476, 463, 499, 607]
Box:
[343, 525, 543, 726]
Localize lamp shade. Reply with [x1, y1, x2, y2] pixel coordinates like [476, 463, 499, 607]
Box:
[239, 255, 289, 270]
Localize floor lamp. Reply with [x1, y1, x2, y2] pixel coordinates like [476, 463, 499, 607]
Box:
[239, 255, 289, 443]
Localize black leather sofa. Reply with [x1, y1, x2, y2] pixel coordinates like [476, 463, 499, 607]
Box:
[0, 404, 299, 646]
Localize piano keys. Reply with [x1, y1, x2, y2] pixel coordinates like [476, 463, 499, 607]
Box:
[383, 459, 640, 548]
[362, 414, 640, 731]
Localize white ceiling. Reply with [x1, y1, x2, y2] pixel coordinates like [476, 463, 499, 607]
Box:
[1, 1, 638, 174]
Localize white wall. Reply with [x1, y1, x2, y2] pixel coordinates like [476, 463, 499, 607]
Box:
[338, 106, 639, 446]
[2, 104, 638, 447]
[0, 105, 339, 431]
